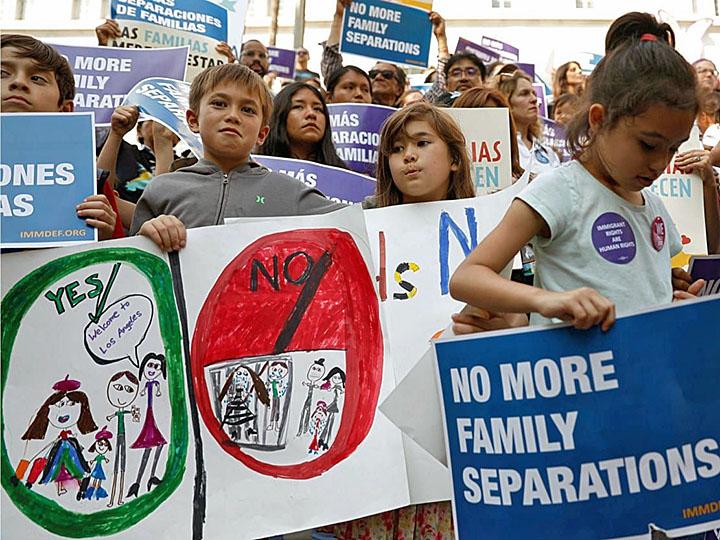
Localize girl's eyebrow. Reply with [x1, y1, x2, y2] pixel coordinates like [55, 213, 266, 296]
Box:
[639, 130, 668, 141]
[406, 131, 435, 139]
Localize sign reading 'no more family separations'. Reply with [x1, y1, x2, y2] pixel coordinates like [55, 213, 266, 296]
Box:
[435, 297, 720, 539]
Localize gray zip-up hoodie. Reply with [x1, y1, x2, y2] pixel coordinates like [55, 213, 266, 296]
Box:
[130, 159, 344, 234]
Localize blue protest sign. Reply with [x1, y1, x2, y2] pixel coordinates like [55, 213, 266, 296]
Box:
[455, 37, 500, 64]
[111, 0, 228, 42]
[340, 0, 432, 67]
[480, 35, 519, 62]
[328, 103, 395, 177]
[251, 156, 376, 204]
[110, 0, 229, 80]
[690, 255, 720, 296]
[1, 113, 97, 248]
[435, 297, 720, 539]
[541, 116, 571, 162]
[268, 46, 297, 79]
[52, 44, 187, 125]
[123, 77, 203, 158]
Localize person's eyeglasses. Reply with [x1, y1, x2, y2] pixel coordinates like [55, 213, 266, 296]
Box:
[449, 67, 479, 78]
[696, 67, 718, 77]
[369, 69, 396, 80]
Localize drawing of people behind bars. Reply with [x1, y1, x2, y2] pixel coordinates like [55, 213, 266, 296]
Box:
[219, 366, 269, 441]
[318, 367, 346, 451]
[266, 361, 289, 432]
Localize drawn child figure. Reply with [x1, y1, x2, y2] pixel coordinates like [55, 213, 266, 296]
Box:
[450, 16, 709, 330]
[219, 365, 270, 442]
[105, 370, 140, 508]
[22, 375, 98, 498]
[307, 401, 328, 455]
[127, 353, 167, 498]
[318, 367, 345, 451]
[296, 358, 326, 437]
[84, 426, 112, 501]
[265, 361, 289, 432]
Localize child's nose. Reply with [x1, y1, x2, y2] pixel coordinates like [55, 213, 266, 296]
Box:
[9, 72, 30, 90]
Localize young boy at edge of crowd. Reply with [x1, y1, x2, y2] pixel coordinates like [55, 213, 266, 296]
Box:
[129, 63, 343, 251]
[1, 34, 120, 240]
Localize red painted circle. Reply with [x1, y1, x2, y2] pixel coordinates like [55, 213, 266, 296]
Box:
[191, 229, 383, 479]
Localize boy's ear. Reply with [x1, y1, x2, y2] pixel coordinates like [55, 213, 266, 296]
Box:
[186, 108, 200, 133]
[256, 125, 270, 146]
[588, 103, 605, 133]
[60, 100, 74, 112]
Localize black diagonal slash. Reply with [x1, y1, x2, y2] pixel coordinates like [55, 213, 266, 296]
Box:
[272, 249, 333, 354]
[168, 251, 206, 540]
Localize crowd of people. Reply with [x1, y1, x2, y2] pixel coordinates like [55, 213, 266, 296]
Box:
[2, 2, 720, 538]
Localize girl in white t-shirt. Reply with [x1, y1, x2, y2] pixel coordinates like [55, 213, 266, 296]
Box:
[450, 13, 711, 330]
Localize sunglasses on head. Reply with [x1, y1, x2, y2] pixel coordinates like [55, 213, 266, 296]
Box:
[369, 69, 396, 80]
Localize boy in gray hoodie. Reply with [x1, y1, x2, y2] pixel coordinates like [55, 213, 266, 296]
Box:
[130, 63, 342, 250]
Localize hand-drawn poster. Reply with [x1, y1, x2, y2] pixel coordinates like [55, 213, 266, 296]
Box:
[51, 44, 188, 125]
[366, 173, 529, 386]
[110, 0, 229, 80]
[650, 131, 709, 266]
[179, 207, 410, 538]
[1, 237, 192, 538]
[444, 108, 513, 194]
[434, 296, 720, 539]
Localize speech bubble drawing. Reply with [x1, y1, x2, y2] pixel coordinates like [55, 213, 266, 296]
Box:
[84, 294, 154, 367]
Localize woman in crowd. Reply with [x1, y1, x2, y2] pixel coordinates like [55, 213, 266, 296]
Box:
[258, 82, 347, 168]
[552, 60, 585, 100]
[496, 70, 560, 176]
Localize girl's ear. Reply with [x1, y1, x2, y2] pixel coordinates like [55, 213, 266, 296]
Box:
[450, 158, 459, 172]
[588, 103, 605, 133]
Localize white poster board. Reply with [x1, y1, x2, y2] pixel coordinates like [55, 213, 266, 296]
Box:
[444, 108, 513, 195]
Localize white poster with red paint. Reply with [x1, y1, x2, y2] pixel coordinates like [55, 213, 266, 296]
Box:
[444, 108, 513, 195]
[181, 206, 410, 538]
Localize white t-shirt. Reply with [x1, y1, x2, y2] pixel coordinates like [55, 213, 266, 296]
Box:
[702, 123, 720, 148]
[517, 160, 682, 325]
[517, 133, 561, 177]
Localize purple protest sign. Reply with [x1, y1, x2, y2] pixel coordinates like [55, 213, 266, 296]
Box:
[268, 46, 297, 79]
[540, 116, 571, 162]
[689, 255, 720, 296]
[328, 103, 395, 176]
[533, 83, 547, 117]
[516, 62, 535, 80]
[591, 212, 637, 264]
[455, 37, 500, 64]
[251, 155, 376, 204]
[52, 44, 188, 125]
[480, 35, 519, 62]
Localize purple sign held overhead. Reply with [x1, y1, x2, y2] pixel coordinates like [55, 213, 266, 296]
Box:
[52, 44, 188, 125]
[455, 37, 499, 64]
[252, 155, 375, 205]
[480, 35, 519, 62]
[516, 62, 535, 80]
[268, 46, 297, 79]
[328, 103, 395, 177]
